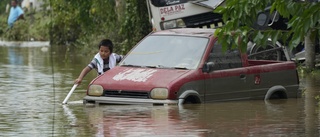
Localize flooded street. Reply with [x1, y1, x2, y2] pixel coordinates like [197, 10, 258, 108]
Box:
[1, 45, 320, 137]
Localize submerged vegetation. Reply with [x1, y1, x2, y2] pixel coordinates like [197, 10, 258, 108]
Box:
[0, 0, 151, 55]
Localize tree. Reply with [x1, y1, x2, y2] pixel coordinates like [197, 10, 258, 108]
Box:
[48, 0, 151, 54]
[214, 0, 320, 71]
[119, 0, 152, 53]
[0, 0, 10, 14]
[0, 0, 10, 34]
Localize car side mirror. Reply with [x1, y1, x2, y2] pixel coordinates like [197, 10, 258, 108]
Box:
[256, 12, 269, 27]
[202, 62, 215, 73]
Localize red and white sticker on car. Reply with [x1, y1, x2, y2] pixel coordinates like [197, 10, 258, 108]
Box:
[113, 68, 157, 82]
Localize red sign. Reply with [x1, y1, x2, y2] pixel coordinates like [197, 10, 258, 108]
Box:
[160, 4, 185, 16]
[254, 74, 261, 85]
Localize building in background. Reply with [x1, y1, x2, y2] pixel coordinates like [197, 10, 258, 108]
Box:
[21, 0, 44, 11]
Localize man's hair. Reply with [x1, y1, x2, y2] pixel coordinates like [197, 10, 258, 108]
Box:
[98, 39, 113, 53]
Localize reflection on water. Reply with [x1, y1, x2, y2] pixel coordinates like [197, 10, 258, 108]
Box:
[0, 46, 94, 136]
[0, 46, 56, 135]
[83, 105, 210, 137]
[304, 75, 320, 137]
[1, 46, 320, 136]
[73, 99, 307, 137]
[8, 47, 24, 65]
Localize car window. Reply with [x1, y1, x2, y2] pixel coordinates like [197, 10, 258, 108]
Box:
[207, 41, 242, 70]
[120, 35, 209, 69]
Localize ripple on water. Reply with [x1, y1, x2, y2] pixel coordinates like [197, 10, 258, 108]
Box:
[1, 46, 320, 136]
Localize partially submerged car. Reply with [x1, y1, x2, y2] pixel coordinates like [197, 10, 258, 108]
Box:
[83, 28, 301, 105]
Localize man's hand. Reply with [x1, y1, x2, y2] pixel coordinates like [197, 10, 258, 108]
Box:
[18, 14, 24, 20]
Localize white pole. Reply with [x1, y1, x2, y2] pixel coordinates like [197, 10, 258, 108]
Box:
[62, 84, 78, 104]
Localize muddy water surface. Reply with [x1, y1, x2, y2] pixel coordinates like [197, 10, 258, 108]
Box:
[0, 45, 320, 137]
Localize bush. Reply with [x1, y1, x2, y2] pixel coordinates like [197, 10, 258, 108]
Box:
[0, 11, 49, 41]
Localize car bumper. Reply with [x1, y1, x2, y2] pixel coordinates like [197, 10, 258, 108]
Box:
[83, 96, 178, 105]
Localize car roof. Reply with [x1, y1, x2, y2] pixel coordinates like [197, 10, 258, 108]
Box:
[151, 28, 216, 38]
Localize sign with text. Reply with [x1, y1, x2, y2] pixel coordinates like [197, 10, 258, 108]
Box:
[159, 4, 185, 16]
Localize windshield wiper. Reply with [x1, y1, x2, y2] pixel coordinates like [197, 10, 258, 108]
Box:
[157, 65, 188, 70]
[121, 64, 142, 67]
[144, 65, 167, 68]
[172, 66, 187, 70]
[145, 65, 157, 68]
[129, 65, 188, 70]
[156, 65, 171, 68]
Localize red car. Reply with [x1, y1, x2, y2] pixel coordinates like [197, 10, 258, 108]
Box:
[83, 28, 300, 105]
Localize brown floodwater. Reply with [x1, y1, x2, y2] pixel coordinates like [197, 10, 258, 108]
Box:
[0, 45, 320, 137]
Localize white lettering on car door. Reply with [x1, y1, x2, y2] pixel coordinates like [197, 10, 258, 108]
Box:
[113, 69, 157, 82]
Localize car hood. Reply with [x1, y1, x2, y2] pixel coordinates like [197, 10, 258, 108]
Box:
[92, 66, 190, 91]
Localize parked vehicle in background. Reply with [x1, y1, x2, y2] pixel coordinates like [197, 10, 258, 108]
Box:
[146, 0, 319, 62]
[83, 28, 301, 105]
[248, 6, 320, 62]
[146, 0, 225, 31]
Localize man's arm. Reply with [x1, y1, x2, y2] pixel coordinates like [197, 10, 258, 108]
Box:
[17, 6, 24, 20]
[18, 14, 24, 20]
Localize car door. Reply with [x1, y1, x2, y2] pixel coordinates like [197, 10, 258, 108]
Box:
[203, 41, 254, 102]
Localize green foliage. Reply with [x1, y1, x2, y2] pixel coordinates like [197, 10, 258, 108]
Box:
[0, 0, 9, 36]
[0, 7, 50, 41]
[2, 0, 151, 55]
[49, 0, 94, 45]
[3, 20, 29, 40]
[119, 0, 152, 53]
[214, 0, 271, 53]
[0, 0, 10, 14]
[49, 0, 151, 55]
[274, 1, 320, 47]
[0, 14, 8, 36]
[214, 0, 320, 53]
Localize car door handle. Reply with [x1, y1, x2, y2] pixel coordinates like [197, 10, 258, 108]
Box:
[240, 74, 246, 80]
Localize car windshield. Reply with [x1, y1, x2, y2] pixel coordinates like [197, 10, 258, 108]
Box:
[120, 35, 208, 69]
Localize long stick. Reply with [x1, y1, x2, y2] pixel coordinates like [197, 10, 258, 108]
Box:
[62, 84, 78, 104]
